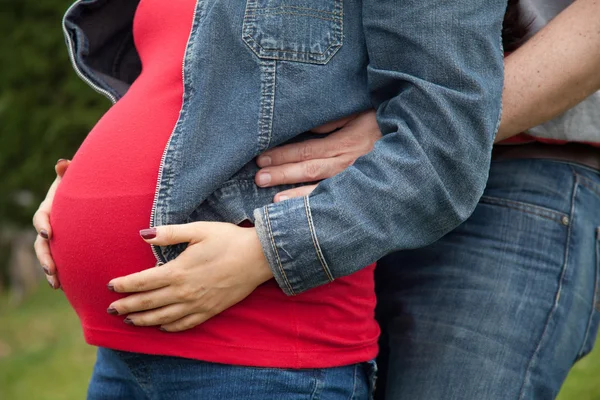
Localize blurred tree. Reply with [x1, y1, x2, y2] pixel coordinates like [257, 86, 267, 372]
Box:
[0, 0, 109, 228]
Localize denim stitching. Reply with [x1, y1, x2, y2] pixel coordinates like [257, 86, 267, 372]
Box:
[244, 34, 340, 56]
[260, 12, 338, 22]
[241, 0, 343, 64]
[304, 196, 334, 282]
[480, 195, 567, 224]
[255, 6, 342, 16]
[153, 0, 204, 262]
[517, 175, 577, 400]
[257, 60, 276, 152]
[264, 205, 295, 295]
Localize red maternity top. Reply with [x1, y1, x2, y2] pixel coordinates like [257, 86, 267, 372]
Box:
[49, 0, 379, 368]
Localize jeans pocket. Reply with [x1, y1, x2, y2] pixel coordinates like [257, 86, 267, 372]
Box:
[242, 0, 343, 64]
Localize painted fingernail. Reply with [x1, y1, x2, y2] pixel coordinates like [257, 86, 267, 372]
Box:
[140, 228, 157, 240]
[257, 156, 272, 167]
[276, 195, 289, 202]
[42, 265, 50, 275]
[40, 230, 49, 239]
[124, 318, 134, 325]
[107, 307, 118, 315]
[107, 283, 115, 292]
[257, 173, 271, 187]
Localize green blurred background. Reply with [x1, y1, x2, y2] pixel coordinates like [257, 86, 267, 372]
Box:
[0, 0, 598, 399]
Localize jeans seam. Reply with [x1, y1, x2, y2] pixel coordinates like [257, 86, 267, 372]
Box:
[264, 205, 295, 295]
[480, 195, 567, 224]
[517, 175, 577, 400]
[576, 173, 600, 199]
[348, 363, 358, 400]
[304, 196, 334, 282]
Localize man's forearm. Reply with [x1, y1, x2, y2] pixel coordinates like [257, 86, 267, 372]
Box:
[497, 0, 600, 141]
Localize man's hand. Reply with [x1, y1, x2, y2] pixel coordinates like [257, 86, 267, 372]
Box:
[106, 223, 274, 332]
[33, 159, 70, 289]
[255, 110, 381, 202]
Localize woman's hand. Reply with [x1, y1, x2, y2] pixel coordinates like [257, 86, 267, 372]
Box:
[107, 222, 274, 332]
[33, 159, 71, 289]
[255, 110, 381, 202]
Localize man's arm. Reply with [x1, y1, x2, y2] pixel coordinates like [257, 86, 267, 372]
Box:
[497, 0, 600, 141]
[256, 0, 600, 200]
[253, 0, 506, 295]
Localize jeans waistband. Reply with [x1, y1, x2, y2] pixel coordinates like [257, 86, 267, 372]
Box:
[492, 142, 600, 172]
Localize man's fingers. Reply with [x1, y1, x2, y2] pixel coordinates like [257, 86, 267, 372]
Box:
[310, 114, 357, 134]
[256, 158, 351, 187]
[256, 137, 339, 168]
[108, 264, 177, 293]
[124, 302, 190, 327]
[274, 185, 318, 202]
[139, 222, 215, 246]
[160, 312, 215, 332]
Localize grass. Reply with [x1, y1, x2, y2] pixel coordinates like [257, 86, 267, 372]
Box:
[0, 286, 599, 399]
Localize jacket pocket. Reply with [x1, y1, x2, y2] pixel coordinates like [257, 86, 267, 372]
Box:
[242, 0, 343, 64]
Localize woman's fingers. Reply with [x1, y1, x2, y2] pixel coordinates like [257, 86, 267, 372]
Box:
[256, 157, 352, 188]
[55, 159, 70, 177]
[34, 234, 60, 289]
[273, 185, 318, 202]
[108, 286, 179, 316]
[34, 236, 55, 274]
[139, 222, 224, 246]
[123, 302, 191, 327]
[32, 202, 52, 240]
[160, 312, 215, 332]
[108, 263, 178, 293]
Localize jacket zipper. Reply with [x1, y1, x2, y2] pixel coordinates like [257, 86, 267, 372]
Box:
[149, 0, 201, 264]
[62, 0, 118, 104]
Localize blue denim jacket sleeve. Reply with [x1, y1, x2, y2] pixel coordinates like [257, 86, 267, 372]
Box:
[254, 0, 506, 296]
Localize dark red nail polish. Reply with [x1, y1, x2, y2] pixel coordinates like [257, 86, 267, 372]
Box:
[42, 265, 50, 275]
[140, 228, 157, 240]
[40, 230, 49, 239]
[107, 283, 115, 292]
[107, 307, 118, 315]
[124, 318, 134, 325]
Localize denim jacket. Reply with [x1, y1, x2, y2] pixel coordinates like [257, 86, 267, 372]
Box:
[63, 0, 505, 296]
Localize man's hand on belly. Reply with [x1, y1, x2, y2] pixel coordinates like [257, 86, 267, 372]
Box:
[106, 222, 274, 332]
[254, 110, 381, 201]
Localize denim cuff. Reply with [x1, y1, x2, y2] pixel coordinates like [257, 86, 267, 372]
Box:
[254, 196, 334, 296]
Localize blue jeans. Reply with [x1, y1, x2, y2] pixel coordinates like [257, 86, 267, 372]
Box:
[375, 159, 600, 399]
[87, 347, 376, 400]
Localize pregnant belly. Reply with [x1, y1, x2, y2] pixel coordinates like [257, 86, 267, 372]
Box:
[50, 188, 158, 328]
